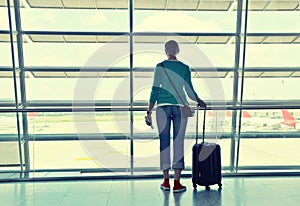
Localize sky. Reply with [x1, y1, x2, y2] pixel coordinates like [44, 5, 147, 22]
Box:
[1, 7, 300, 102]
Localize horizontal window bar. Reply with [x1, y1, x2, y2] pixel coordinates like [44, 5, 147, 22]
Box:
[247, 33, 300, 37]
[17, 67, 300, 72]
[1, 132, 300, 142]
[245, 67, 300, 72]
[0, 67, 14, 71]
[0, 30, 10, 34]
[134, 32, 236, 37]
[22, 31, 129, 36]
[2, 105, 300, 113]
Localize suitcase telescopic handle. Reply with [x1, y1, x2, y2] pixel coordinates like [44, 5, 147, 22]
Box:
[196, 106, 206, 145]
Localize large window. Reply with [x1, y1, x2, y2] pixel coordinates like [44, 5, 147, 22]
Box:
[1, 0, 300, 179]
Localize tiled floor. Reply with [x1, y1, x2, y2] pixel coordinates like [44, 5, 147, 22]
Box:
[1, 176, 300, 206]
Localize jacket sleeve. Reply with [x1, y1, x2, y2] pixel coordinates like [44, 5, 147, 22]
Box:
[184, 66, 199, 102]
[149, 64, 162, 104]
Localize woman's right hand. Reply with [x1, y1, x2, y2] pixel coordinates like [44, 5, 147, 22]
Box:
[197, 99, 206, 108]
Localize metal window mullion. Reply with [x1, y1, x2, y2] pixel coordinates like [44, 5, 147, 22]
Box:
[230, 0, 243, 172]
[129, 0, 134, 175]
[13, 0, 30, 175]
[6, 0, 24, 174]
[236, 0, 249, 173]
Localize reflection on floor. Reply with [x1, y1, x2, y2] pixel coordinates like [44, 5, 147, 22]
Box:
[1, 176, 300, 206]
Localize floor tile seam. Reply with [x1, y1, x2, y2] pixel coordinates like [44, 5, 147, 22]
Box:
[202, 192, 219, 206]
[105, 190, 111, 206]
[191, 190, 214, 203]
[104, 194, 110, 206]
[26, 187, 71, 197]
[24, 193, 67, 204]
[193, 194, 214, 206]
[59, 186, 73, 205]
[67, 185, 74, 198]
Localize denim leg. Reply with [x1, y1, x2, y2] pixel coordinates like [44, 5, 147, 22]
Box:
[172, 106, 188, 170]
[156, 106, 172, 170]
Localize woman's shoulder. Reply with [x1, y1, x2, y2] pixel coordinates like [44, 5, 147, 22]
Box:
[173, 60, 189, 71]
[159, 60, 189, 68]
[155, 62, 164, 67]
[178, 61, 189, 68]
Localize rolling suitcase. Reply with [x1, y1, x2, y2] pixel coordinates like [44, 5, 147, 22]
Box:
[192, 107, 222, 190]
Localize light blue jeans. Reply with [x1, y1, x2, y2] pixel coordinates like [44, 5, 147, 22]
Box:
[156, 105, 188, 170]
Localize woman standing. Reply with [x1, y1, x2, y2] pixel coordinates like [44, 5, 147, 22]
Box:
[147, 40, 206, 192]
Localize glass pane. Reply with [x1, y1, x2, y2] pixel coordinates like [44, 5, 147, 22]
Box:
[246, 44, 300, 67]
[241, 109, 300, 133]
[28, 112, 130, 135]
[29, 140, 130, 171]
[0, 142, 21, 170]
[195, 44, 235, 68]
[134, 7, 237, 32]
[243, 77, 300, 100]
[26, 75, 130, 102]
[132, 76, 152, 105]
[133, 139, 159, 171]
[239, 137, 300, 166]
[134, 111, 158, 136]
[247, 8, 300, 33]
[0, 38, 14, 67]
[193, 77, 232, 102]
[0, 8, 9, 30]
[20, 6, 129, 32]
[0, 113, 18, 135]
[0, 71, 16, 102]
[239, 107, 300, 169]
[28, 111, 131, 171]
[23, 41, 129, 67]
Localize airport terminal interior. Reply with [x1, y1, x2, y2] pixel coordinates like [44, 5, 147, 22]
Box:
[1, 0, 300, 205]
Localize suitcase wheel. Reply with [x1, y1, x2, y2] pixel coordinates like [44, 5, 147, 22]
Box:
[205, 186, 210, 191]
[193, 182, 197, 189]
[218, 183, 222, 189]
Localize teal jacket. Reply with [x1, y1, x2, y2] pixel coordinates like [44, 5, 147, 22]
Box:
[149, 60, 199, 106]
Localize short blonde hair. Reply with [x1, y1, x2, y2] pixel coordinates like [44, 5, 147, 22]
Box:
[165, 40, 179, 56]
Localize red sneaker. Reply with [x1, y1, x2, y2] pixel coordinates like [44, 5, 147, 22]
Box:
[160, 178, 170, 191]
[173, 180, 186, 193]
